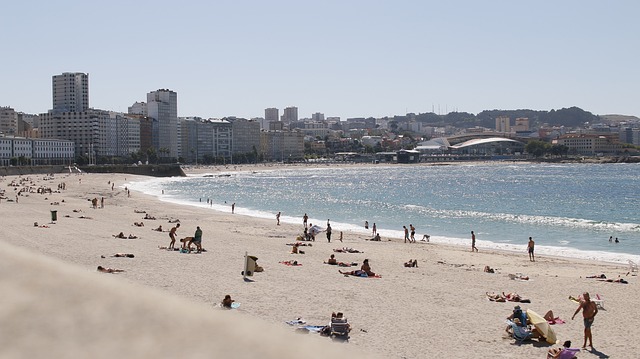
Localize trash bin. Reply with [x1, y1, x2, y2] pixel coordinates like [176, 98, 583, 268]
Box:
[50, 210, 57, 222]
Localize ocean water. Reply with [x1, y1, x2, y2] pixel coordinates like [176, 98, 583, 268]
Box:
[127, 163, 640, 264]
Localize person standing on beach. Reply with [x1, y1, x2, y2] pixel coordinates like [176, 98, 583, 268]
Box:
[232, 203, 235, 214]
[365, 221, 369, 229]
[168, 223, 180, 249]
[572, 292, 598, 349]
[372, 223, 377, 235]
[276, 211, 281, 225]
[326, 223, 332, 243]
[471, 231, 478, 252]
[403, 226, 409, 243]
[303, 213, 308, 228]
[527, 237, 535, 262]
[409, 224, 416, 243]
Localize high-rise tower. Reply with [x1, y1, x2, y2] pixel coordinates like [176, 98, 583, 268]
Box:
[52, 72, 89, 113]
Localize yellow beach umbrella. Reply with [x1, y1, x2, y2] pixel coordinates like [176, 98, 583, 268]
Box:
[526, 309, 557, 344]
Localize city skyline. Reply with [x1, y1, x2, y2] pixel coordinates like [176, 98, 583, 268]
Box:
[2, 1, 639, 119]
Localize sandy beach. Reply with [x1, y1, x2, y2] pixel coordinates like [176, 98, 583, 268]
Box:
[1, 166, 637, 358]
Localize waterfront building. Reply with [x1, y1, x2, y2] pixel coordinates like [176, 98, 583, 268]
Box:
[552, 134, 623, 155]
[229, 118, 260, 155]
[147, 89, 178, 159]
[260, 130, 304, 161]
[0, 137, 73, 166]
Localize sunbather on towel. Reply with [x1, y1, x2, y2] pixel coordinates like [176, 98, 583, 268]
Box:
[340, 259, 376, 277]
[598, 277, 628, 284]
[101, 253, 135, 258]
[503, 292, 531, 303]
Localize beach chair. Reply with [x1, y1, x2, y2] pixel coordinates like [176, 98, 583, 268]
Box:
[592, 293, 605, 310]
[629, 260, 638, 275]
[505, 320, 532, 344]
[330, 318, 350, 341]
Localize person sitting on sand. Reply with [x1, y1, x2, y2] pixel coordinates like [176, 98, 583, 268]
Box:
[134, 222, 144, 227]
[368, 233, 381, 241]
[113, 232, 126, 239]
[404, 259, 418, 267]
[325, 254, 338, 265]
[484, 265, 495, 273]
[221, 294, 234, 309]
[291, 242, 304, 254]
[154, 225, 163, 232]
[547, 340, 577, 359]
[144, 213, 156, 220]
[340, 259, 376, 277]
[97, 266, 125, 273]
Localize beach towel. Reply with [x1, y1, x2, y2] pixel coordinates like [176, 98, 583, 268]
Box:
[547, 318, 566, 325]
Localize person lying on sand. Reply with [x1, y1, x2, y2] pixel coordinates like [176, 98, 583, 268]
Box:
[127, 234, 137, 239]
[287, 242, 312, 246]
[598, 277, 628, 284]
[101, 253, 135, 258]
[97, 266, 125, 273]
[113, 232, 126, 239]
[404, 259, 418, 267]
[134, 210, 146, 213]
[143, 214, 156, 220]
[547, 340, 576, 359]
[134, 222, 144, 227]
[333, 247, 362, 253]
[280, 260, 301, 266]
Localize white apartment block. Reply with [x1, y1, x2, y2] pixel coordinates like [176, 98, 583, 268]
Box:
[147, 89, 178, 159]
[0, 137, 73, 166]
[495, 116, 510, 133]
[128, 102, 147, 116]
[553, 134, 623, 155]
[52, 72, 89, 113]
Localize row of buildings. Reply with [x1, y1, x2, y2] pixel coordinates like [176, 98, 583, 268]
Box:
[1, 73, 306, 165]
[1, 72, 639, 166]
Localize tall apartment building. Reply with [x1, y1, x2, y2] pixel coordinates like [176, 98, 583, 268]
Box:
[52, 72, 89, 113]
[495, 116, 510, 133]
[39, 109, 109, 157]
[265, 108, 279, 122]
[147, 89, 178, 159]
[0, 106, 17, 135]
[282, 106, 298, 124]
[230, 118, 260, 154]
[311, 112, 325, 121]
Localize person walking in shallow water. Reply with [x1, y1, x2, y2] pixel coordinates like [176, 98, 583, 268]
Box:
[276, 211, 281, 225]
[527, 237, 535, 262]
[471, 231, 478, 252]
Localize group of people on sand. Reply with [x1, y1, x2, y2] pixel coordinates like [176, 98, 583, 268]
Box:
[166, 223, 204, 253]
[113, 232, 137, 239]
[503, 291, 598, 355]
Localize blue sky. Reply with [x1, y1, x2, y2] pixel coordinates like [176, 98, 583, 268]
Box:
[2, 0, 639, 119]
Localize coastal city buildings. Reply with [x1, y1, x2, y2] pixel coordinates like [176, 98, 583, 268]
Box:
[2, 71, 639, 166]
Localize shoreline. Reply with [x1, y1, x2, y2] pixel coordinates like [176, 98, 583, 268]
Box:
[1, 169, 638, 358]
[127, 163, 640, 265]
